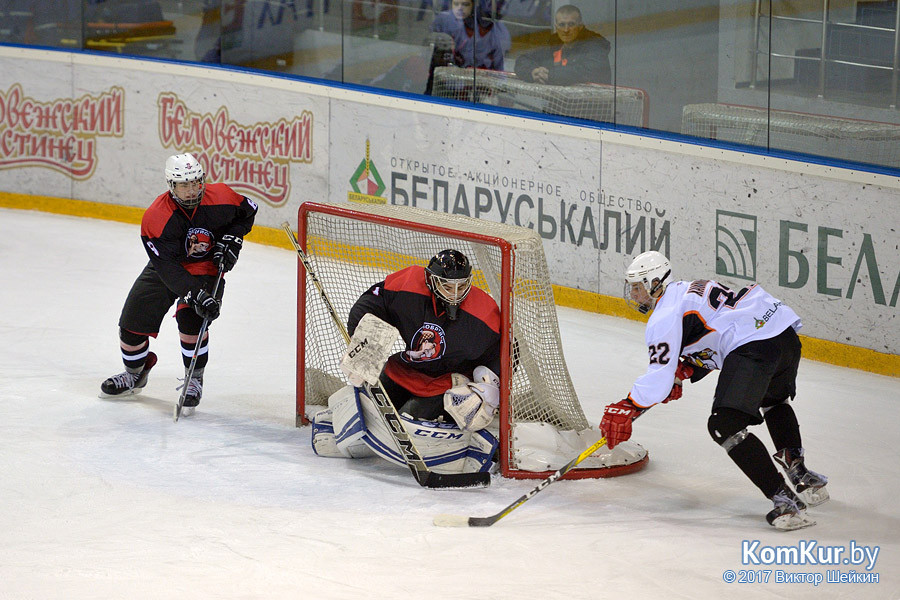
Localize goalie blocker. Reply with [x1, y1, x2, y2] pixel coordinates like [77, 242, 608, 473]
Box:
[312, 385, 498, 474]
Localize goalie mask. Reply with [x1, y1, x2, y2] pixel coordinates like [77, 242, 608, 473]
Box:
[165, 153, 205, 209]
[425, 249, 473, 320]
[624, 250, 671, 314]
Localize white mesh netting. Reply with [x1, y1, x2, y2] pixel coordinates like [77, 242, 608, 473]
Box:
[298, 202, 609, 474]
[431, 66, 649, 127]
[300, 202, 587, 429]
[682, 103, 900, 168]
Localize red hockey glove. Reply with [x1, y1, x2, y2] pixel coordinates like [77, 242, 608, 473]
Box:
[600, 399, 643, 449]
[676, 360, 695, 382]
[663, 360, 695, 403]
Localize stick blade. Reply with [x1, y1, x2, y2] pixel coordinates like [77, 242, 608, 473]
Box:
[432, 514, 472, 527]
[417, 470, 491, 489]
[432, 513, 499, 527]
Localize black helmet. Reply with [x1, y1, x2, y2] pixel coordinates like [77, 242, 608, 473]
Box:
[425, 249, 473, 320]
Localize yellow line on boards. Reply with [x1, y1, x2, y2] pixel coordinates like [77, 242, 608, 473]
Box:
[3, 193, 897, 378]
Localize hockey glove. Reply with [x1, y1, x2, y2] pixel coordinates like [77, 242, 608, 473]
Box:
[191, 289, 220, 321]
[600, 398, 644, 449]
[663, 360, 695, 403]
[213, 234, 243, 273]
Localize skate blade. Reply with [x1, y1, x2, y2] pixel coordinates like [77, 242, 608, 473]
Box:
[771, 511, 816, 531]
[181, 406, 195, 417]
[98, 388, 143, 399]
[799, 486, 829, 507]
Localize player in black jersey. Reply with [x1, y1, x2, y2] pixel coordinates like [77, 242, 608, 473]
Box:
[311, 250, 503, 474]
[347, 249, 502, 421]
[100, 153, 257, 412]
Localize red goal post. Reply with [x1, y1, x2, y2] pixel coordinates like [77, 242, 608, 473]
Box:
[294, 201, 647, 479]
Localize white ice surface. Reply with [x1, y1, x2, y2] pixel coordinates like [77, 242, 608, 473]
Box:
[1, 208, 898, 599]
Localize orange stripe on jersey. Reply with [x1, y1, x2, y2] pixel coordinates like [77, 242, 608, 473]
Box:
[683, 310, 717, 346]
[628, 394, 651, 410]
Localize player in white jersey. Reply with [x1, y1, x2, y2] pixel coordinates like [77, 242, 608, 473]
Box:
[600, 251, 828, 530]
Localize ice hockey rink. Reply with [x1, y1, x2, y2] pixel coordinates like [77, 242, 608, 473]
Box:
[1, 207, 898, 599]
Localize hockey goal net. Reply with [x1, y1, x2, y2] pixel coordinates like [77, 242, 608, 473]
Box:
[294, 201, 647, 479]
[431, 66, 650, 128]
[682, 103, 900, 168]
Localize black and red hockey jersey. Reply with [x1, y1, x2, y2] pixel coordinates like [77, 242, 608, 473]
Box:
[347, 265, 501, 397]
[140, 183, 257, 298]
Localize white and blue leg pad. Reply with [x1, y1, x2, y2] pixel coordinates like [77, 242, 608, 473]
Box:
[315, 385, 498, 473]
[311, 385, 374, 458]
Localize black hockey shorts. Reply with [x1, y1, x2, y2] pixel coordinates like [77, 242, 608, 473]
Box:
[711, 326, 801, 424]
[118, 262, 224, 337]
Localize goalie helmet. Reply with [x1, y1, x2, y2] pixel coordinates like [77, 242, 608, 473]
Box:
[425, 249, 473, 320]
[165, 153, 205, 209]
[624, 250, 671, 314]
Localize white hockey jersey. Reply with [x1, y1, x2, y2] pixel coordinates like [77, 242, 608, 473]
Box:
[628, 279, 802, 409]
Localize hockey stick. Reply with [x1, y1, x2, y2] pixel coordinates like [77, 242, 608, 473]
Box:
[281, 221, 490, 489]
[433, 435, 610, 527]
[434, 408, 648, 525]
[174, 264, 225, 422]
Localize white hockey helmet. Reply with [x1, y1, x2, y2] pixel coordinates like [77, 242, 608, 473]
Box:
[165, 153, 205, 208]
[624, 250, 671, 314]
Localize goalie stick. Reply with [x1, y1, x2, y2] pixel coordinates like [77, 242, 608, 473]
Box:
[433, 435, 610, 527]
[175, 263, 225, 422]
[281, 221, 490, 490]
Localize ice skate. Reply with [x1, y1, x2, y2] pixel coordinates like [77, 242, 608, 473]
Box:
[774, 447, 829, 506]
[766, 483, 816, 531]
[99, 352, 158, 398]
[180, 374, 203, 416]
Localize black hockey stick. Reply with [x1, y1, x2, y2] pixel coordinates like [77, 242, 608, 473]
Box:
[281, 221, 489, 489]
[433, 435, 610, 526]
[174, 264, 225, 422]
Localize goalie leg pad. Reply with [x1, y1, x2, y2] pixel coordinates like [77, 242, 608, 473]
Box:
[352, 388, 498, 473]
[310, 409, 342, 458]
[310, 394, 375, 459]
[329, 385, 376, 459]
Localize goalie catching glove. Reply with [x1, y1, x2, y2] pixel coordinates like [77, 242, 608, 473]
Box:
[443, 365, 500, 431]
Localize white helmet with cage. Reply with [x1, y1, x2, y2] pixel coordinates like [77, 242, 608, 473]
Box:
[624, 250, 671, 314]
[165, 153, 205, 208]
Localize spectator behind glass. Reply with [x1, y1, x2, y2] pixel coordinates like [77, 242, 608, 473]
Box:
[430, 0, 510, 72]
[514, 4, 611, 86]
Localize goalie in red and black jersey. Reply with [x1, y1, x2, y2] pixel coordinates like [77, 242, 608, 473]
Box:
[311, 249, 503, 474]
[99, 153, 257, 414]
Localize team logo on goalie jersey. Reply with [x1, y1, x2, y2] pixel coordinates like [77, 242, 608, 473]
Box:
[185, 228, 213, 258]
[403, 324, 446, 363]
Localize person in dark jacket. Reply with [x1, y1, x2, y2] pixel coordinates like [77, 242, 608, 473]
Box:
[515, 5, 611, 86]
